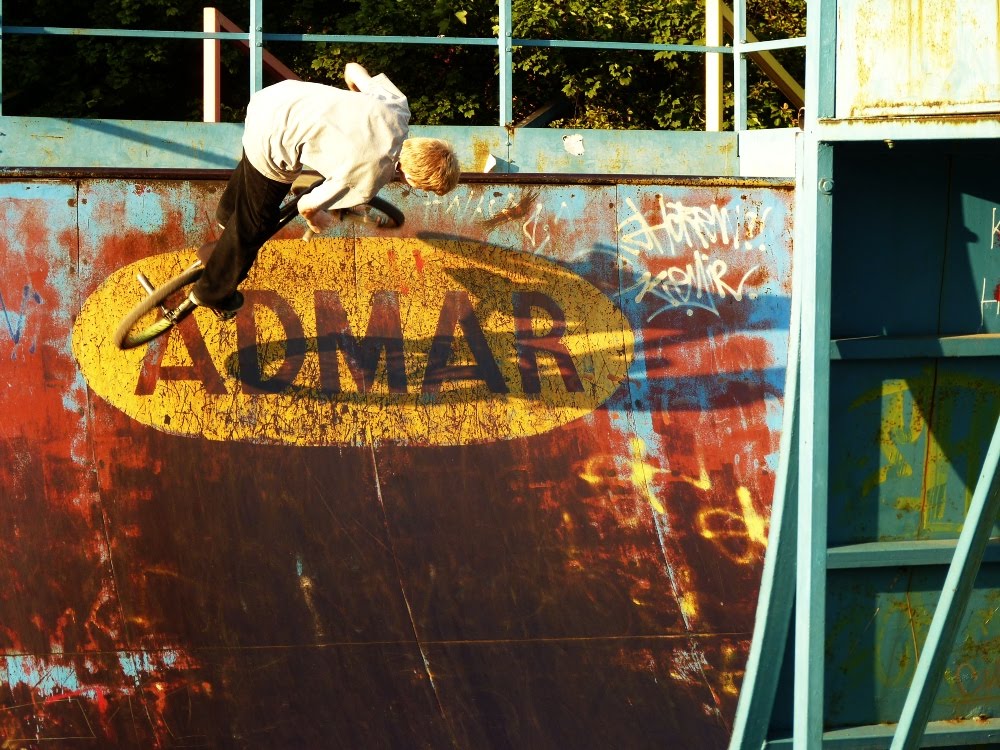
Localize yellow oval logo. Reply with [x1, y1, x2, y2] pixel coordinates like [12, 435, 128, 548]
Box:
[73, 237, 633, 446]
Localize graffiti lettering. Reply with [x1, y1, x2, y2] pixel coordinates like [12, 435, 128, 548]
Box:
[480, 189, 539, 230]
[579, 440, 755, 578]
[439, 188, 522, 224]
[521, 201, 551, 254]
[438, 188, 561, 254]
[615, 196, 769, 318]
[624, 250, 760, 319]
[946, 657, 1000, 699]
[980, 277, 1000, 326]
[849, 380, 924, 499]
[992, 207, 999, 250]
[0, 284, 42, 348]
[718, 642, 746, 698]
[618, 196, 770, 258]
[697, 486, 767, 565]
[845, 377, 1000, 535]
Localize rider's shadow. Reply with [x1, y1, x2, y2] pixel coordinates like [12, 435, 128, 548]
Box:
[216, 228, 788, 411]
[220, 231, 632, 404]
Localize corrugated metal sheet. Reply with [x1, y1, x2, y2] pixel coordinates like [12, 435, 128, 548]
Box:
[0, 175, 793, 748]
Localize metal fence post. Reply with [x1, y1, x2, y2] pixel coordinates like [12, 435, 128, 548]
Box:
[705, 0, 723, 131]
[498, 0, 513, 126]
[250, 0, 263, 95]
[732, 0, 747, 131]
[203, 7, 221, 122]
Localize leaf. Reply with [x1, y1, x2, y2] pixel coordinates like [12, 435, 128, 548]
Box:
[455, 10, 468, 24]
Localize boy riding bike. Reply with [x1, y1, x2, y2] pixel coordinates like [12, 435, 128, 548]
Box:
[189, 62, 461, 319]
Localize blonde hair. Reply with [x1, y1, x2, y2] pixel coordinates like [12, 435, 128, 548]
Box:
[399, 138, 460, 195]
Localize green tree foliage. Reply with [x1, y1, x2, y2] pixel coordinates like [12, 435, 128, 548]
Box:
[2, 0, 805, 129]
[3, 0, 256, 119]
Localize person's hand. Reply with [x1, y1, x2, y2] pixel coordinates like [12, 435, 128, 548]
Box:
[344, 62, 371, 92]
[301, 207, 336, 235]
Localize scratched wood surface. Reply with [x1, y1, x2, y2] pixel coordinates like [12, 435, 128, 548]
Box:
[0, 176, 793, 748]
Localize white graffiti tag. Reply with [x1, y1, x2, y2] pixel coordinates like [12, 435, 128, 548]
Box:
[618, 195, 770, 258]
[616, 195, 769, 319]
[624, 250, 760, 319]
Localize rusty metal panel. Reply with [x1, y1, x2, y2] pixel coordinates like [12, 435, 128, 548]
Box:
[2, 174, 793, 747]
[836, 0, 1000, 119]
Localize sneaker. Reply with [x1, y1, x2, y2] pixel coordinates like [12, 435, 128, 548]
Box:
[188, 290, 244, 321]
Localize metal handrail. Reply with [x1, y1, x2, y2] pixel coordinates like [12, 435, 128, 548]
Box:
[0, 0, 806, 129]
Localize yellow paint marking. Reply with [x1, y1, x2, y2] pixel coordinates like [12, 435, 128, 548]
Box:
[680, 591, 699, 620]
[72, 238, 634, 447]
[628, 437, 667, 514]
[681, 464, 712, 491]
[697, 486, 767, 564]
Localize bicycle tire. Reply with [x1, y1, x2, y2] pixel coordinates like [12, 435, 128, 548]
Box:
[113, 265, 203, 350]
[111, 184, 401, 350]
[363, 195, 405, 228]
[277, 181, 404, 234]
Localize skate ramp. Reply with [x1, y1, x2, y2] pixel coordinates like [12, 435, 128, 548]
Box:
[1, 174, 793, 748]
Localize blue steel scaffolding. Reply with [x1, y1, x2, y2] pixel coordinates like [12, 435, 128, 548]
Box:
[732, 1, 1000, 748]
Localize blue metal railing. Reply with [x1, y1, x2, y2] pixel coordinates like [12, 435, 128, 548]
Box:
[0, 0, 806, 129]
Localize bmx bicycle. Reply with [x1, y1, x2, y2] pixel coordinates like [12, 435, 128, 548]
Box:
[112, 175, 404, 350]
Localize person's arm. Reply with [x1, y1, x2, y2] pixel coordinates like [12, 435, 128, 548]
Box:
[344, 63, 372, 92]
[297, 179, 356, 234]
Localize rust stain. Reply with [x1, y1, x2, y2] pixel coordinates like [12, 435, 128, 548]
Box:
[479, 188, 539, 230]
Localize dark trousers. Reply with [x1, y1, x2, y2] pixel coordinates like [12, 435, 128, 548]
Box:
[193, 153, 291, 307]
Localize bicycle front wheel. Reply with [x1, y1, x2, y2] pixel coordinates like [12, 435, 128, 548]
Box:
[113, 265, 203, 350]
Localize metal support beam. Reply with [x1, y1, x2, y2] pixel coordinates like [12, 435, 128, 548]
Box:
[719, 4, 804, 109]
[705, 0, 723, 131]
[203, 6, 300, 121]
[498, 0, 513, 126]
[727, 135, 804, 748]
[250, 0, 263, 94]
[203, 8, 221, 122]
[889, 418, 1000, 749]
[805, 0, 837, 125]
[794, 134, 833, 750]
[791, 7, 836, 742]
[731, 0, 747, 131]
